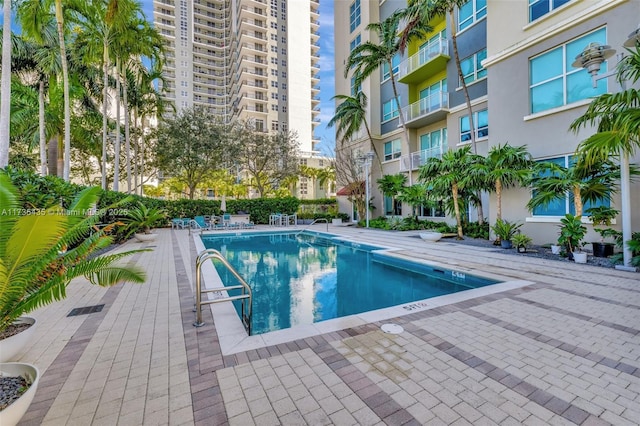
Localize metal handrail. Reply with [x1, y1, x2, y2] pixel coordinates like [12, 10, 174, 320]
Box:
[194, 249, 252, 334]
[295, 218, 329, 237]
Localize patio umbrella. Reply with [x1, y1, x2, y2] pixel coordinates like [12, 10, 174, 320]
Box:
[221, 195, 226, 212]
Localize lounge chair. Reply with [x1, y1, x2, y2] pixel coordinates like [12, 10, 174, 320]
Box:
[191, 216, 212, 231]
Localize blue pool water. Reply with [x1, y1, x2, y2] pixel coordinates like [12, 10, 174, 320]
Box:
[201, 231, 498, 335]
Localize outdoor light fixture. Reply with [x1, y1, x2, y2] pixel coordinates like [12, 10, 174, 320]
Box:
[571, 28, 640, 270]
[358, 151, 375, 228]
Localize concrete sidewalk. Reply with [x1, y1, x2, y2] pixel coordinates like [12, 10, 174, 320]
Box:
[15, 226, 640, 425]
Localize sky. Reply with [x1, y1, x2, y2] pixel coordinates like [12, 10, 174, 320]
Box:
[140, 0, 336, 155]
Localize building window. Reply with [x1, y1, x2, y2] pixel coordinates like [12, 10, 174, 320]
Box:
[530, 28, 606, 114]
[381, 54, 401, 82]
[529, 0, 571, 22]
[282, 83, 287, 89]
[255, 120, 264, 132]
[419, 128, 447, 156]
[458, 0, 487, 31]
[383, 139, 402, 161]
[350, 76, 361, 96]
[271, 93, 279, 99]
[384, 196, 402, 216]
[349, 0, 361, 33]
[419, 201, 445, 217]
[271, 104, 278, 111]
[382, 98, 400, 122]
[460, 109, 488, 142]
[282, 106, 287, 112]
[271, 121, 279, 131]
[460, 49, 487, 85]
[350, 34, 361, 52]
[282, 94, 287, 101]
[271, 81, 278, 88]
[531, 155, 610, 216]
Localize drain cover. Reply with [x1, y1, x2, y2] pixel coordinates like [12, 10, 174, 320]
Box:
[381, 323, 404, 334]
[67, 304, 105, 317]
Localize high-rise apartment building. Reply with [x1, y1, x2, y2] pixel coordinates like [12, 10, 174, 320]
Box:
[153, 0, 321, 154]
[334, 0, 639, 249]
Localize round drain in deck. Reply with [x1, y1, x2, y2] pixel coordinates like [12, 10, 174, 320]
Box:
[381, 324, 404, 334]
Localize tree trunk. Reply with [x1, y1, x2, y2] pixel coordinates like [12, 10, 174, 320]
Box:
[449, 10, 484, 226]
[55, 0, 71, 181]
[39, 80, 47, 175]
[114, 57, 121, 191]
[133, 107, 139, 195]
[495, 178, 502, 221]
[102, 37, 109, 190]
[389, 64, 412, 185]
[0, 0, 11, 167]
[573, 185, 583, 217]
[123, 62, 132, 193]
[452, 183, 463, 239]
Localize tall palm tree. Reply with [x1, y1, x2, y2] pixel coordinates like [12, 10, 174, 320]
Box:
[400, 0, 479, 155]
[346, 11, 431, 184]
[16, 6, 61, 176]
[0, 0, 12, 168]
[399, 0, 487, 223]
[419, 145, 476, 239]
[476, 143, 533, 222]
[327, 92, 382, 169]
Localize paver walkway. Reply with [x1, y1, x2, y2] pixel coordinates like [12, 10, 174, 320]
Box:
[13, 226, 640, 425]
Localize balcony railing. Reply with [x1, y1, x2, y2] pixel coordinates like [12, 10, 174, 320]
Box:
[398, 146, 444, 172]
[399, 38, 449, 81]
[403, 91, 449, 123]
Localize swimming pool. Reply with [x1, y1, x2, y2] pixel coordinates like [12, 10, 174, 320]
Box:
[201, 231, 498, 335]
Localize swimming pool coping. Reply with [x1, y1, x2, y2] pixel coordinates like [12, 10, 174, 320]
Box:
[193, 231, 534, 356]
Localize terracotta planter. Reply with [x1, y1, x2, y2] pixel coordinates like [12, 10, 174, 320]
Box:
[0, 363, 40, 426]
[0, 317, 36, 363]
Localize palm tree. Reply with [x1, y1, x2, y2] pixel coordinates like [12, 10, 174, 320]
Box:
[328, 92, 382, 169]
[570, 46, 640, 163]
[377, 173, 407, 216]
[0, 0, 12, 168]
[526, 157, 621, 217]
[476, 143, 533, 222]
[15, 6, 61, 176]
[397, 184, 432, 218]
[0, 173, 147, 332]
[418, 145, 476, 239]
[346, 11, 431, 184]
[400, 0, 479, 155]
[399, 0, 487, 223]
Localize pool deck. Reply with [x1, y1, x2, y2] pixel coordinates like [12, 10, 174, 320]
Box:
[14, 225, 640, 425]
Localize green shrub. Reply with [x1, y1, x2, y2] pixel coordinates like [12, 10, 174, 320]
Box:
[464, 221, 490, 239]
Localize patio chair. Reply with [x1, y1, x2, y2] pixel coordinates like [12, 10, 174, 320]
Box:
[192, 216, 212, 230]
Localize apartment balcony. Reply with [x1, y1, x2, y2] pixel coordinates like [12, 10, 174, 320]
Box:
[240, 30, 266, 41]
[398, 38, 449, 84]
[239, 18, 266, 30]
[239, 67, 267, 79]
[239, 5, 266, 18]
[398, 146, 444, 172]
[239, 42, 266, 55]
[311, 18, 319, 28]
[402, 91, 449, 129]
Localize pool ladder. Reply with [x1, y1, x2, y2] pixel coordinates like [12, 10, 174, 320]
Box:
[194, 249, 252, 335]
[294, 218, 329, 237]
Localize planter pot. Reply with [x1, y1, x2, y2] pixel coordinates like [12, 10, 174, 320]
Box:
[500, 240, 513, 249]
[592, 242, 614, 258]
[134, 232, 157, 242]
[517, 245, 527, 253]
[420, 232, 443, 243]
[331, 219, 342, 226]
[551, 245, 561, 255]
[0, 363, 40, 426]
[0, 317, 36, 363]
[573, 252, 588, 264]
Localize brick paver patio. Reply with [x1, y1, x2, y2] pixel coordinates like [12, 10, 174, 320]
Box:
[13, 226, 640, 425]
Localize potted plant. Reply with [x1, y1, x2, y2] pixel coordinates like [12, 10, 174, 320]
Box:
[0, 175, 147, 423]
[122, 202, 167, 242]
[587, 206, 617, 258]
[491, 219, 522, 249]
[512, 233, 533, 253]
[557, 213, 587, 262]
